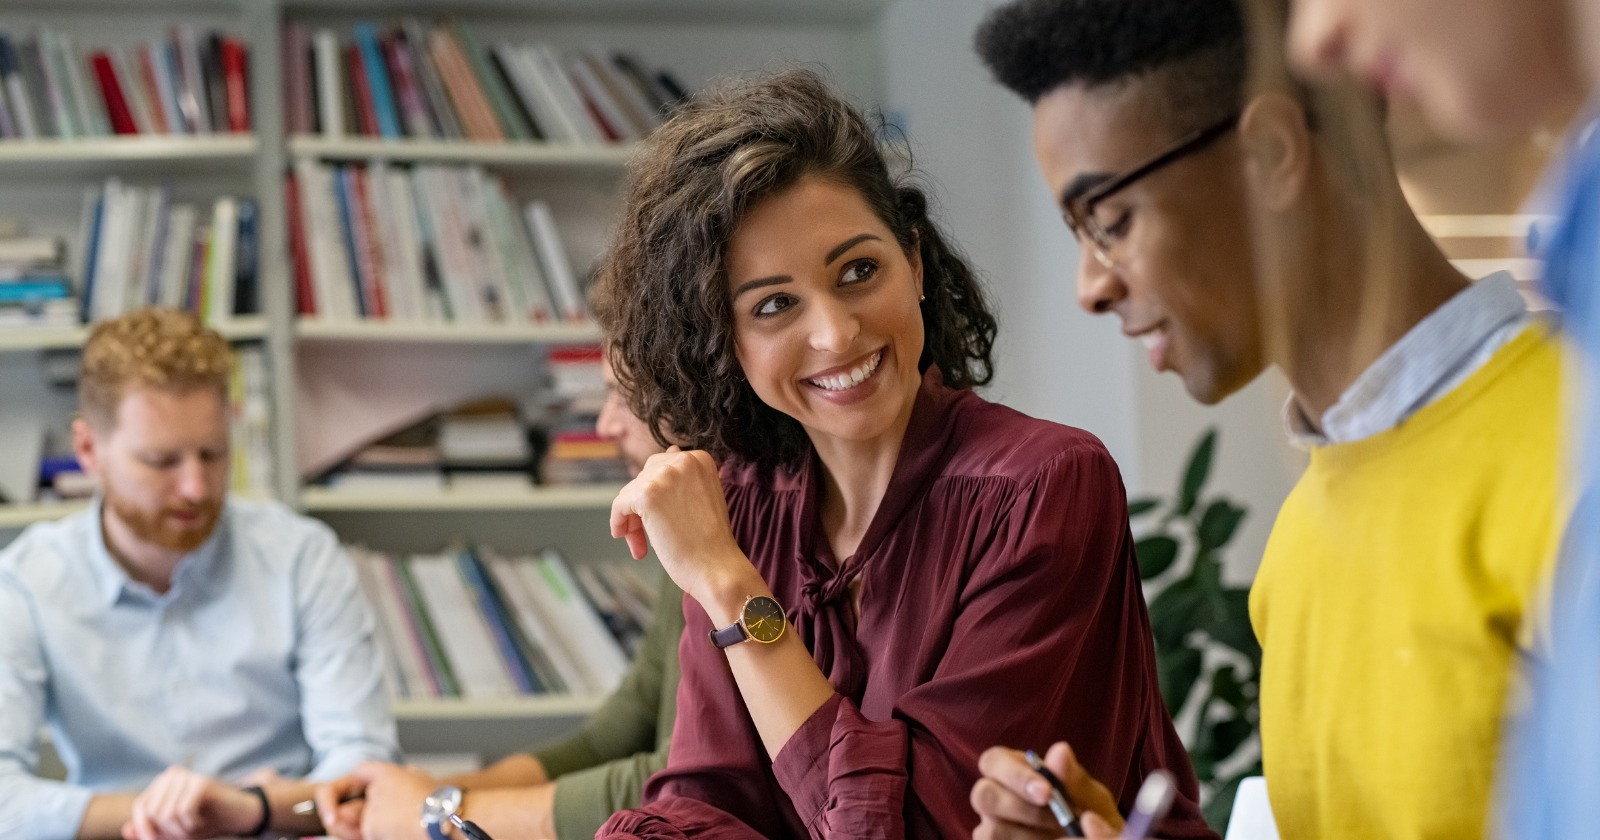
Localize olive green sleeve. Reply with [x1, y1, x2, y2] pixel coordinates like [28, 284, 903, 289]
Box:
[537, 575, 684, 840]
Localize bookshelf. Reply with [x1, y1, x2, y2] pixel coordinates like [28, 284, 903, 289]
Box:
[0, 0, 893, 764]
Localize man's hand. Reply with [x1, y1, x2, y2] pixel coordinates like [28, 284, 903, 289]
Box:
[120, 765, 262, 840]
[971, 742, 1129, 840]
[322, 761, 441, 840]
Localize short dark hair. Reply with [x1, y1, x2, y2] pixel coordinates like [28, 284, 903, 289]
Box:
[975, 0, 1247, 130]
[592, 68, 998, 472]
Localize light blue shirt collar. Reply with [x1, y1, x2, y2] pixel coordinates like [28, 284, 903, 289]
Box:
[82, 496, 228, 609]
[1285, 272, 1531, 447]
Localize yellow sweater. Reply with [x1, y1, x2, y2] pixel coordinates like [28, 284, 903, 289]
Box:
[1251, 325, 1562, 840]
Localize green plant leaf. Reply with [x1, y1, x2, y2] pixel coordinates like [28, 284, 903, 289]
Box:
[1211, 589, 1263, 668]
[1177, 428, 1217, 516]
[1156, 645, 1203, 717]
[1128, 497, 1161, 517]
[1211, 665, 1247, 708]
[1135, 535, 1179, 579]
[1208, 717, 1255, 761]
[1198, 499, 1247, 552]
[1149, 577, 1205, 651]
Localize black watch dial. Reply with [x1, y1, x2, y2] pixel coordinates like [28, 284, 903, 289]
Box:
[743, 595, 786, 643]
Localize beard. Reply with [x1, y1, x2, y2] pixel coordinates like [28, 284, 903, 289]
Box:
[103, 490, 223, 554]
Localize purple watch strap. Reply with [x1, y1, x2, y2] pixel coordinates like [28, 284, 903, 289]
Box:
[708, 619, 747, 648]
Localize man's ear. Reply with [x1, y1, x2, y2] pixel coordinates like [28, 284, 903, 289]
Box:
[72, 417, 102, 478]
[1238, 92, 1314, 212]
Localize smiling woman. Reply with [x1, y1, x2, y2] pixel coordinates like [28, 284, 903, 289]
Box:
[590, 68, 1215, 840]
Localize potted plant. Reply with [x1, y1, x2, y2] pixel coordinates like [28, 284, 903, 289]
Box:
[1131, 428, 1262, 830]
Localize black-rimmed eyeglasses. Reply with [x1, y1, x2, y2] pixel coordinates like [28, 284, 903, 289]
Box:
[1065, 113, 1240, 268]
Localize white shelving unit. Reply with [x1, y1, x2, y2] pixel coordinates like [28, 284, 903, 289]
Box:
[0, 0, 893, 764]
[296, 318, 602, 344]
[288, 135, 635, 169]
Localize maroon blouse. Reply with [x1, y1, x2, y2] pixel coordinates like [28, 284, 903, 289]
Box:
[598, 369, 1216, 840]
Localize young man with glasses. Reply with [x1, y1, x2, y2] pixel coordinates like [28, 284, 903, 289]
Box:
[965, 1, 1562, 838]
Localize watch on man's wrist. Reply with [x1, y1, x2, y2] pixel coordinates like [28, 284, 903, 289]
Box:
[420, 785, 463, 840]
[708, 594, 787, 649]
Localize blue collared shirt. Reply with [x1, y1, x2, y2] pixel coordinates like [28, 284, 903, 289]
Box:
[0, 497, 398, 840]
[1501, 104, 1600, 840]
[1284, 271, 1532, 446]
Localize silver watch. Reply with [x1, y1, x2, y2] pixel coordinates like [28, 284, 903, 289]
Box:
[421, 785, 462, 840]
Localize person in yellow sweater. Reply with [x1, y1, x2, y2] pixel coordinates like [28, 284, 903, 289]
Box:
[966, 1, 1560, 839]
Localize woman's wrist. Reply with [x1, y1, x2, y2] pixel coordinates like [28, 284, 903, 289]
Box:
[699, 560, 771, 628]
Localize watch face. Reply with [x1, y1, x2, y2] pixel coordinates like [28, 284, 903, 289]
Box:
[742, 595, 786, 643]
[422, 786, 462, 823]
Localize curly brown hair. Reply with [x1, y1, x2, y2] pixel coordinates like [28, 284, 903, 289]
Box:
[79, 307, 233, 430]
[593, 68, 998, 471]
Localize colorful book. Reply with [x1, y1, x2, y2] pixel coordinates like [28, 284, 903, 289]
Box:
[285, 173, 316, 315]
[400, 18, 462, 140]
[394, 555, 460, 698]
[282, 22, 314, 135]
[383, 28, 434, 139]
[89, 52, 139, 135]
[454, 548, 540, 694]
[345, 43, 377, 136]
[353, 23, 401, 138]
[221, 37, 249, 132]
[427, 25, 502, 141]
[450, 21, 531, 141]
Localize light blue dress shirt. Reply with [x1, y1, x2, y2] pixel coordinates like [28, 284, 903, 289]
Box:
[1284, 271, 1532, 446]
[0, 497, 398, 840]
[1502, 106, 1600, 840]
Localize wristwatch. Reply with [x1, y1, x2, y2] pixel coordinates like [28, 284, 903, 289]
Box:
[708, 594, 787, 648]
[420, 785, 463, 840]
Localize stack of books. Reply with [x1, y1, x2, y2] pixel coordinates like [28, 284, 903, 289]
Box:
[321, 397, 539, 493]
[0, 25, 250, 140]
[77, 180, 259, 326]
[287, 160, 583, 324]
[283, 19, 684, 145]
[0, 225, 74, 328]
[538, 345, 629, 486]
[348, 544, 652, 700]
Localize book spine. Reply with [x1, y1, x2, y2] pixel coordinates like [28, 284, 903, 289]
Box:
[282, 22, 313, 136]
[353, 23, 400, 138]
[394, 556, 459, 697]
[524, 200, 584, 321]
[495, 44, 572, 144]
[331, 166, 368, 317]
[450, 21, 529, 141]
[154, 41, 187, 134]
[529, 45, 601, 145]
[399, 18, 461, 140]
[312, 29, 343, 138]
[18, 39, 59, 137]
[233, 198, 258, 315]
[349, 167, 389, 318]
[382, 30, 433, 139]
[221, 37, 249, 132]
[203, 33, 228, 132]
[485, 47, 542, 141]
[204, 196, 238, 324]
[455, 549, 539, 694]
[77, 192, 104, 323]
[566, 52, 635, 141]
[345, 44, 377, 137]
[89, 52, 138, 135]
[137, 44, 172, 133]
[157, 204, 197, 310]
[37, 30, 80, 138]
[285, 173, 316, 316]
[427, 25, 502, 142]
[173, 25, 210, 134]
[0, 34, 38, 138]
[59, 33, 108, 137]
[108, 49, 154, 134]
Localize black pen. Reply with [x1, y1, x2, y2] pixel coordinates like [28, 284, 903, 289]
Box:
[290, 791, 364, 816]
[1025, 750, 1086, 838]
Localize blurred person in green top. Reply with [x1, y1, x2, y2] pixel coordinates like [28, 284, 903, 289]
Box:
[316, 349, 683, 840]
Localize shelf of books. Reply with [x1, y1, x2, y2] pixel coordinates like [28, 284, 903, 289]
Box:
[0, 314, 268, 352]
[289, 136, 634, 169]
[301, 483, 622, 512]
[295, 318, 600, 344]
